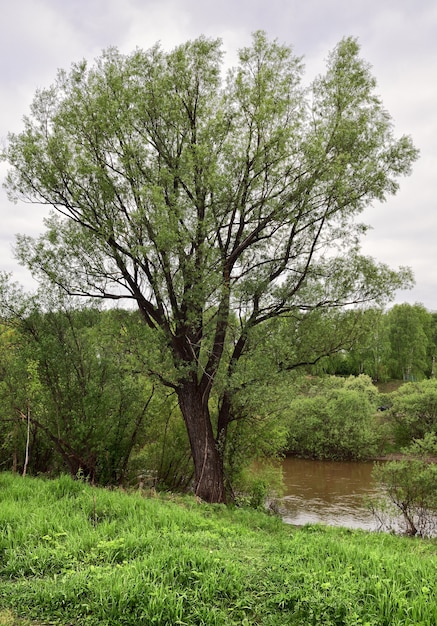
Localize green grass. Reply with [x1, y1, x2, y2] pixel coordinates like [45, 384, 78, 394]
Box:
[1, 472, 437, 625]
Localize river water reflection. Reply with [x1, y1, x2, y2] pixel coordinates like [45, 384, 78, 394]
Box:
[278, 457, 381, 531]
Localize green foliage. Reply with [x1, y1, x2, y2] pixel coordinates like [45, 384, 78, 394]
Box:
[286, 375, 379, 460]
[233, 462, 284, 509]
[253, 309, 385, 377]
[333, 308, 391, 381]
[372, 434, 437, 537]
[386, 303, 432, 380]
[127, 404, 194, 492]
[319, 304, 435, 383]
[222, 312, 381, 482]
[1, 473, 437, 625]
[386, 378, 437, 447]
[0, 278, 169, 484]
[405, 431, 437, 457]
[222, 349, 291, 485]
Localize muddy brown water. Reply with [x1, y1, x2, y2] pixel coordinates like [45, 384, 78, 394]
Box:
[278, 457, 381, 531]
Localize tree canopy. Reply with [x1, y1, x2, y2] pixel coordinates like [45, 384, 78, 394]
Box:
[2, 32, 418, 502]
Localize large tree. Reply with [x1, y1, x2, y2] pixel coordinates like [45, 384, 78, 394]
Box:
[2, 32, 417, 502]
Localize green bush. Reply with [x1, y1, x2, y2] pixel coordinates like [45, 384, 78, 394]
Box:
[387, 379, 437, 446]
[286, 376, 379, 460]
[372, 433, 437, 537]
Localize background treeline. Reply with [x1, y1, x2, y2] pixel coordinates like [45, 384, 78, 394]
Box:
[316, 303, 437, 382]
[1, 290, 437, 490]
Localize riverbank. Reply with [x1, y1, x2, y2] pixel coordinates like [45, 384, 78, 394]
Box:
[1, 472, 437, 625]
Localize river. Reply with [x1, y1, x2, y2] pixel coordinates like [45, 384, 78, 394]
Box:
[277, 457, 382, 531]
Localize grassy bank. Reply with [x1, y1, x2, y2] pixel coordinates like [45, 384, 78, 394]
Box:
[0, 473, 436, 625]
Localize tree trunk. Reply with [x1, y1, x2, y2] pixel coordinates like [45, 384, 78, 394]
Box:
[177, 380, 226, 503]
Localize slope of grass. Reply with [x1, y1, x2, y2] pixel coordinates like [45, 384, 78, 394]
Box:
[1, 472, 437, 625]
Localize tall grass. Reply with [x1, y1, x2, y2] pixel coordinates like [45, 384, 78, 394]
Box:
[1, 472, 437, 625]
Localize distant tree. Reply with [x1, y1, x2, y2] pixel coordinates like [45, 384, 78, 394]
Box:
[304, 307, 390, 379]
[346, 308, 391, 381]
[386, 304, 432, 380]
[2, 33, 417, 502]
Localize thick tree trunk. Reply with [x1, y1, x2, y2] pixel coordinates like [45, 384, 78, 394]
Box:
[177, 380, 226, 503]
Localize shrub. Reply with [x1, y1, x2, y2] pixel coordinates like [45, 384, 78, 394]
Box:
[387, 379, 437, 447]
[286, 376, 379, 460]
[371, 433, 437, 537]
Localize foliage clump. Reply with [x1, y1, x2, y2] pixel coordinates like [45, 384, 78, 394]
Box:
[285, 375, 380, 460]
[371, 433, 437, 537]
[387, 378, 437, 447]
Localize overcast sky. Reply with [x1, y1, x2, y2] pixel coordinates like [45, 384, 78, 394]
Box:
[1, 0, 436, 309]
